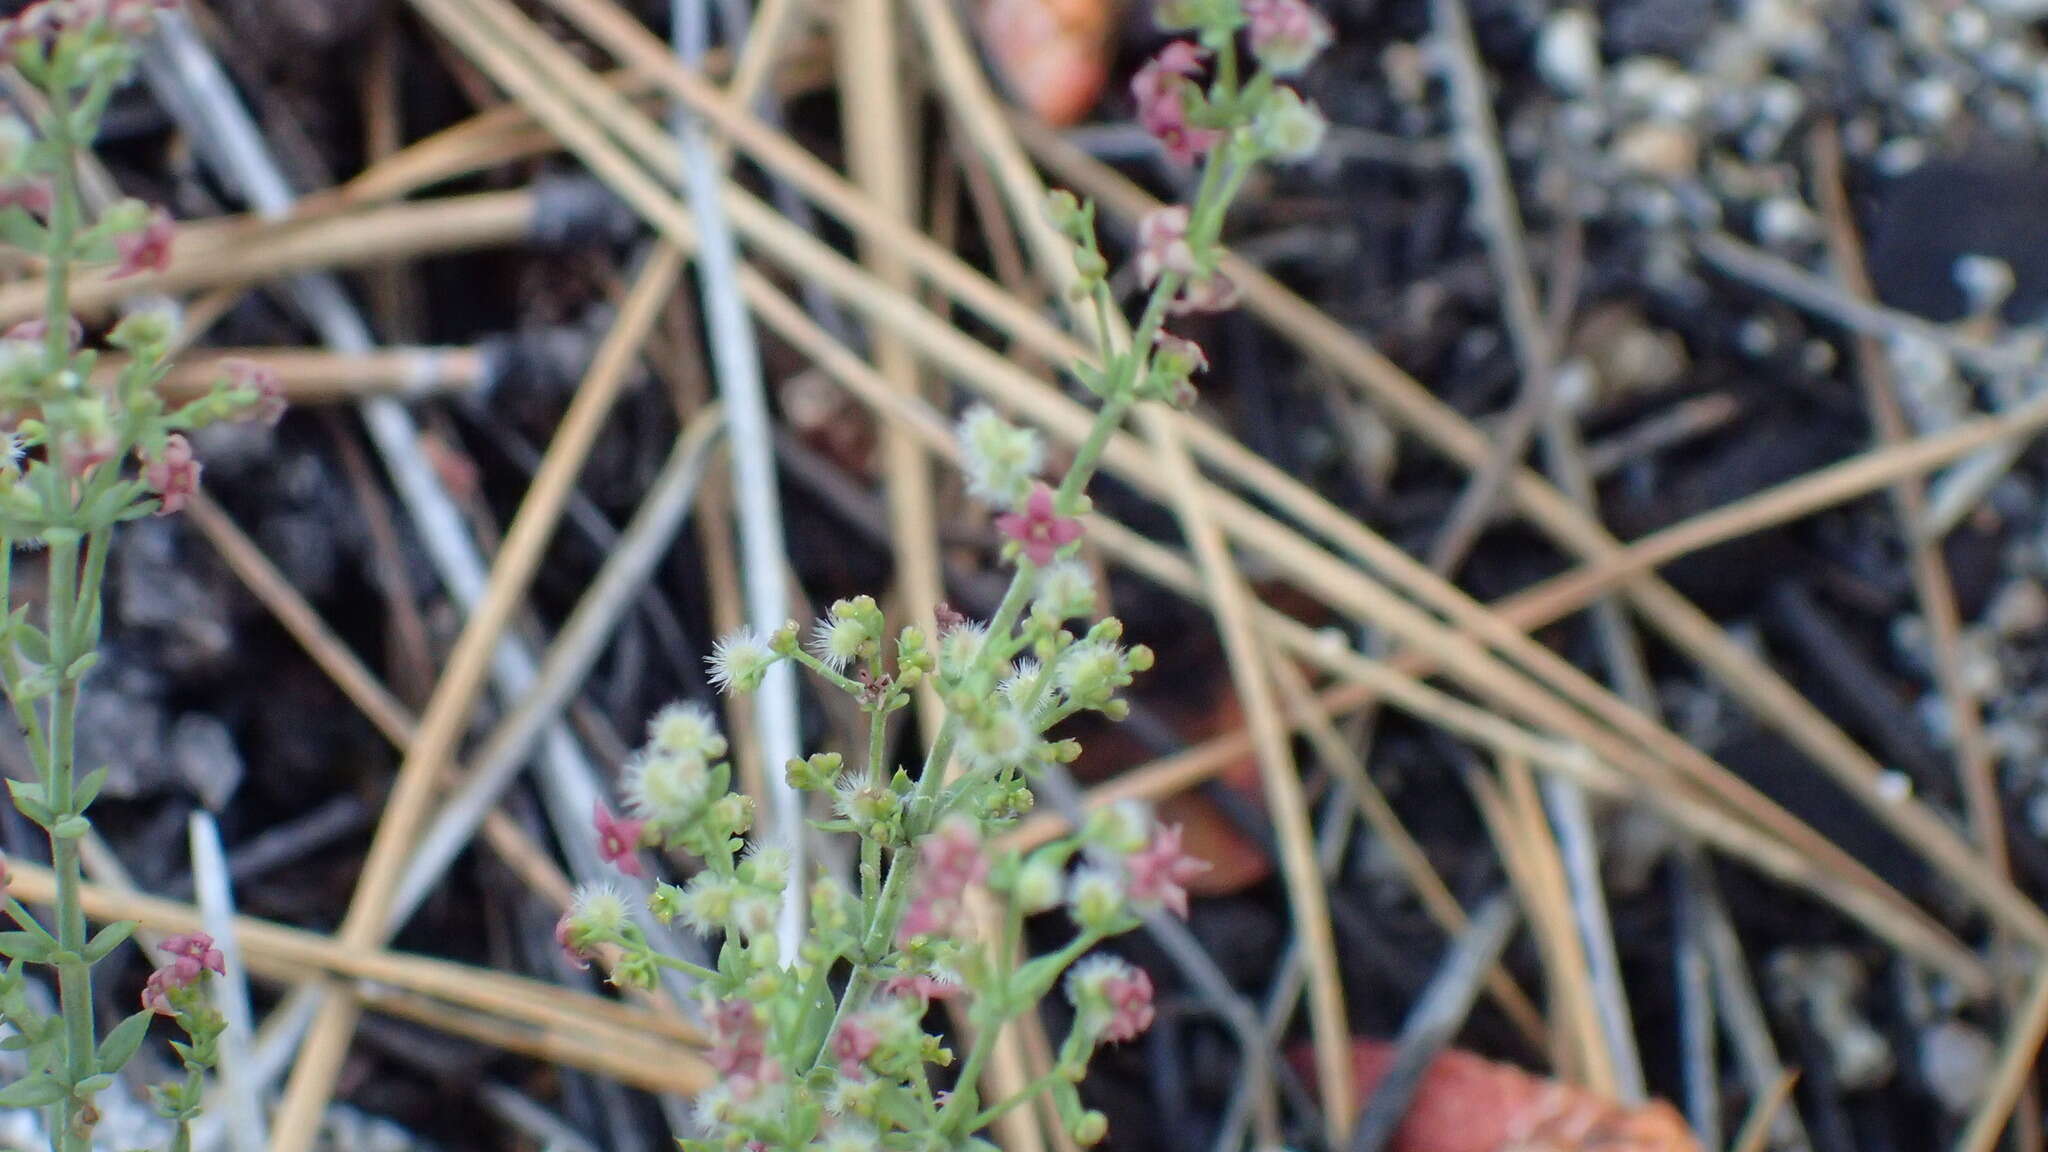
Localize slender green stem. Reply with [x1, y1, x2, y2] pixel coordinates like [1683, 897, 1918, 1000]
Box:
[968, 1072, 1062, 1130]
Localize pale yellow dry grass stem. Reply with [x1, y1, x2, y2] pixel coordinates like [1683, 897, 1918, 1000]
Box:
[124, 346, 489, 406]
[1267, 655, 1548, 1048]
[1499, 753, 1614, 1094]
[1958, 966, 2048, 1152]
[0, 191, 536, 325]
[1728, 1072, 1801, 1152]
[268, 247, 686, 1151]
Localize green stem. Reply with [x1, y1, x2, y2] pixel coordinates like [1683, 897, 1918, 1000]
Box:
[44, 532, 93, 1152]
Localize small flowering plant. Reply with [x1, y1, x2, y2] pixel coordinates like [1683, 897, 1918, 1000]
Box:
[0, 3, 276, 1150]
[554, 4, 1328, 1150]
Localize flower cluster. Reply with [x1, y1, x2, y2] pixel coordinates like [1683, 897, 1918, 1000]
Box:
[546, 3, 1324, 1149]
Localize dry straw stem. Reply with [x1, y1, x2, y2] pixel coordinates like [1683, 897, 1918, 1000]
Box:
[1728, 1072, 1802, 1152]
[1495, 392, 2048, 634]
[1498, 753, 1614, 1094]
[1463, 764, 1581, 1079]
[1810, 125, 2010, 888]
[1014, 119, 2048, 953]
[0, 190, 536, 325]
[1, 860, 710, 1094]
[1958, 964, 2048, 1152]
[271, 246, 687, 1145]
[1267, 655, 1548, 1048]
[741, 253, 1988, 988]
[120, 346, 490, 407]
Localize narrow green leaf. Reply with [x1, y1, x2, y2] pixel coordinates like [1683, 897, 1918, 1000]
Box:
[96, 1009, 152, 1075]
[0, 1072, 65, 1108]
[73, 766, 107, 810]
[0, 932, 54, 963]
[83, 920, 134, 963]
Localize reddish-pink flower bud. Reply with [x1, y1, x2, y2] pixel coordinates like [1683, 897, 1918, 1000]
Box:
[591, 803, 647, 877]
[830, 1015, 881, 1075]
[1130, 41, 1220, 165]
[160, 931, 225, 975]
[1245, 0, 1332, 74]
[110, 206, 174, 280]
[1135, 206, 1197, 287]
[1101, 965, 1155, 1043]
[995, 484, 1084, 566]
[553, 913, 594, 970]
[222, 357, 286, 426]
[1125, 822, 1210, 919]
[142, 433, 200, 515]
[1171, 271, 1241, 315]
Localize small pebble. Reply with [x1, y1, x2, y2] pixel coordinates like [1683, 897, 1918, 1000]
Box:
[1614, 121, 1700, 176]
[1537, 9, 1603, 95]
[1919, 1021, 1995, 1114]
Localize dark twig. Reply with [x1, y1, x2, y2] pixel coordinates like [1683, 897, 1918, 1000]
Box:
[1347, 894, 1520, 1152]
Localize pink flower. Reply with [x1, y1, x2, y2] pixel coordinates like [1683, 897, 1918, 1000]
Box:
[110, 206, 173, 279]
[707, 999, 774, 1098]
[141, 967, 179, 1015]
[0, 181, 52, 218]
[1130, 41, 1220, 165]
[830, 1015, 881, 1075]
[995, 484, 1083, 566]
[222, 358, 286, 426]
[161, 931, 225, 975]
[1124, 823, 1210, 918]
[1171, 270, 1241, 315]
[142, 433, 200, 515]
[920, 816, 988, 899]
[553, 914, 593, 969]
[1100, 965, 1155, 1043]
[1136, 206, 1196, 286]
[591, 803, 647, 877]
[1244, 0, 1332, 74]
[899, 817, 988, 946]
[141, 932, 224, 1015]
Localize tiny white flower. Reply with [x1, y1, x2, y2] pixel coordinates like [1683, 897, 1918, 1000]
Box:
[648, 701, 726, 761]
[707, 627, 777, 694]
[959, 703, 1034, 771]
[567, 883, 629, 937]
[810, 614, 870, 671]
[623, 746, 712, 826]
[958, 405, 1044, 509]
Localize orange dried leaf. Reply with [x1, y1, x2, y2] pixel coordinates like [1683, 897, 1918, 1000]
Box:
[1332, 1038, 1705, 1152]
[1157, 789, 1271, 895]
[978, 0, 1117, 125]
